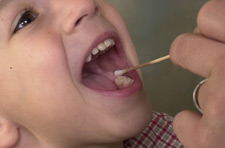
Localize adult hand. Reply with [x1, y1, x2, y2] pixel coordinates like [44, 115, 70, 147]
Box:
[170, 0, 225, 147]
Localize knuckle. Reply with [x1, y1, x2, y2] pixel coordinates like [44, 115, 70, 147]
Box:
[197, 0, 225, 41]
[196, 127, 219, 148]
[206, 93, 225, 124]
[212, 56, 225, 78]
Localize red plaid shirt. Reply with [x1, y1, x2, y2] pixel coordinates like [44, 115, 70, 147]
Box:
[124, 112, 184, 148]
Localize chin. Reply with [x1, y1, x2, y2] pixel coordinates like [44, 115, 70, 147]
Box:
[117, 90, 152, 140]
[96, 89, 153, 143]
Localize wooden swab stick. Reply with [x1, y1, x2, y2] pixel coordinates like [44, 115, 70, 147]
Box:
[114, 55, 170, 76]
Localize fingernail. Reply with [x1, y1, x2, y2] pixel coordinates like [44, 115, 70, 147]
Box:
[193, 27, 201, 34]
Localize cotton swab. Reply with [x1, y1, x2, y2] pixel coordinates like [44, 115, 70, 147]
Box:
[114, 55, 170, 76]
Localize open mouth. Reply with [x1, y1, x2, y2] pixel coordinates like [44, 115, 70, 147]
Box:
[81, 33, 140, 92]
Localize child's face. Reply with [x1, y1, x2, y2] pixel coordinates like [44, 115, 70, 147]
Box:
[0, 0, 152, 147]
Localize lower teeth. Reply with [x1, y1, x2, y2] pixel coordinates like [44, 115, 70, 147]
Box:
[115, 76, 134, 89]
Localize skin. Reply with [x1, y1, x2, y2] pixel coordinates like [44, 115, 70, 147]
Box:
[1, 0, 225, 148]
[0, 0, 152, 148]
[170, 0, 225, 147]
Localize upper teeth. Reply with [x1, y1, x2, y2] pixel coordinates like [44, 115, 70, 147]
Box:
[86, 38, 115, 63]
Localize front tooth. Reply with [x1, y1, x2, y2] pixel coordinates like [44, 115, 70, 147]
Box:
[97, 43, 107, 51]
[86, 54, 92, 63]
[115, 76, 134, 89]
[110, 39, 115, 45]
[104, 39, 112, 47]
[92, 48, 99, 55]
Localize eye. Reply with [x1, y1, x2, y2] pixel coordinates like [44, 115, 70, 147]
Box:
[14, 9, 38, 33]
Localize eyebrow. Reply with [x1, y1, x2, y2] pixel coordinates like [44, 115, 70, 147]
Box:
[0, 0, 14, 11]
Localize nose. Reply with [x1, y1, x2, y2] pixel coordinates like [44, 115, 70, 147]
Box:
[63, 0, 98, 34]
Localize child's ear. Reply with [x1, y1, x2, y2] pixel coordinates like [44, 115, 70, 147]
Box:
[0, 118, 19, 148]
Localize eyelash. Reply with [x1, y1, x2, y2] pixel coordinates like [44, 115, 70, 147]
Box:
[13, 7, 38, 34]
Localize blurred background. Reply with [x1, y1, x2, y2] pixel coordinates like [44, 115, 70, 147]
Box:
[106, 0, 208, 116]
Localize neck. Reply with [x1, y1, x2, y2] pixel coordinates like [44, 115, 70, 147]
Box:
[81, 142, 124, 148]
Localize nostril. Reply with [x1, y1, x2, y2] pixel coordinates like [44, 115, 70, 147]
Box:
[75, 18, 82, 27]
[74, 5, 100, 27]
[95, 6, 100, 15]
[75, 14, 87, 27]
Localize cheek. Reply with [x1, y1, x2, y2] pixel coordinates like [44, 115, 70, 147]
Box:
[7, 35, 86, 129]
[16, 37, 70, 93]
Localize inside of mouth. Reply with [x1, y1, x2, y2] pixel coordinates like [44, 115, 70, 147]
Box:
[82, 46, 130, 91]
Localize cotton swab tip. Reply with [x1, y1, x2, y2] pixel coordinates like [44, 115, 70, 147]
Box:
[114, 69, 126, 76]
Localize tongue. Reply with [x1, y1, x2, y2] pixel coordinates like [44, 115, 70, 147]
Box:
[83, 74, 117, 91]
[82, 47, 128, 91]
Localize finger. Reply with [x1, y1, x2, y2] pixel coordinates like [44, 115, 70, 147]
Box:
[197, 0, 225, 42]
[170, 33, 225, 77]
[173, 111, 202, 148]
[193, 27, 202, 34]
[198, 63, 225, 125]
[174, 110, 225, 148]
